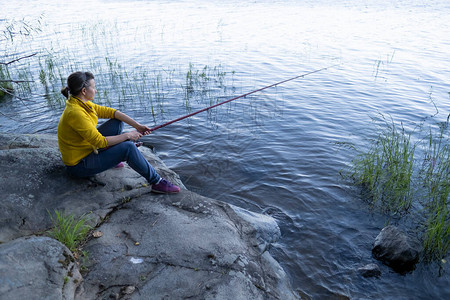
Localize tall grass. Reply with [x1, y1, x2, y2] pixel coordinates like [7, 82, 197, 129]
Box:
[423, 207, 450, 261]
[350, 116, 414, 215]
[1, 16, 43, 42]
[2, 17, 236, 114]
[347, 114, 450, 261]
[0, 65, 13, 98]
[421, 120, 450, 261]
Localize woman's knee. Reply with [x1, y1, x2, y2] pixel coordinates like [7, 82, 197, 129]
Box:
[98, 118, 124, 136]
[109, 118, 124, 133]
[120, 141, 140, 156]
[113, 118, 124, 128]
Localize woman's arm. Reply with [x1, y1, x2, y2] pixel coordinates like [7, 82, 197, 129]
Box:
[103, 110, 150, 146]
[105, 130, 142, 146]
[114, 111, 152, 135]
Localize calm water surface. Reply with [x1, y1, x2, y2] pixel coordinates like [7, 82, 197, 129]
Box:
[2, 0, 450, 298]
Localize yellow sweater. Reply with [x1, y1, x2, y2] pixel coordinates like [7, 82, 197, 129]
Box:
[57, 96, 116, 166]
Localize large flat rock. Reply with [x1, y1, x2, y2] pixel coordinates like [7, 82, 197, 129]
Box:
[77, 190, 293, 299]
[0, 133, 297, 299]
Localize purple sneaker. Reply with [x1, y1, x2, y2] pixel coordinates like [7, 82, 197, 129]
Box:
[151, 178, 180, 194]
[114, 162, 125, 168]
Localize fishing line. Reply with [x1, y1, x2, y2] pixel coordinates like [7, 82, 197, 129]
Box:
[149, 63, 341, 132]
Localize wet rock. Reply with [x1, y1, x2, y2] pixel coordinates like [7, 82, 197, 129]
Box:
[372, 226, 420, 273]
[230, 204, 281, 253]
[0, 133, 297, 300]
[0, 236, 82, 300]
[358, 263, 381, 278]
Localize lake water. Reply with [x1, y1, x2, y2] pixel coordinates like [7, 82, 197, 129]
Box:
[1, 0, 450, 298]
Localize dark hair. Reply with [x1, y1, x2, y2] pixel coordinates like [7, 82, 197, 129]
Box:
[61, 71, 94, 99]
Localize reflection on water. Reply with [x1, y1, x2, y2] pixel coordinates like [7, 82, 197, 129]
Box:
[2, 0, 450, 298]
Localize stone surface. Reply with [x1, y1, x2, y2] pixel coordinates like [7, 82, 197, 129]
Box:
[0, 236, 82, 300]
[0, 133, 298, 299]
[76, 191, 294, 299]
[230, 204, 281, 253]
[372, 226, 420, 273]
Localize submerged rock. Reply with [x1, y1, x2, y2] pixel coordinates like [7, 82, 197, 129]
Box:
[372, 226, 420, 273]
[357, 263, 381, 278]
[0, 133, 298, 300]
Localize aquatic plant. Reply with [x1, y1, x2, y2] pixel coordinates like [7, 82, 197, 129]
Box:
[423, 206, 450, 262]
[350, 115, 415, 215]
[1, 15, 43, 42]
[47, 210, 92, 252]
[346, 114, 450, 261]
[420, 119, 450, 261]
[1, 16, 237, 120]
[182, 63, 234, 107]
[0, 65, 13, 98]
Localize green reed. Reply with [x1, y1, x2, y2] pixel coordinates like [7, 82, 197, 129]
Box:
[1, 16, 43, 42]
[0, 65, 13, 98]
[183, 63, 234, 106]
[423, 206, 450, 262]
[346, 114, 450, 261]
[350, 116, 414, 215]
[1, 16, 237, 117]
[420, 120, 450, 261]
[2, 14, 233, 106]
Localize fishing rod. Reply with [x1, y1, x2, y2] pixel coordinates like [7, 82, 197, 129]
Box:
[149, 63, 341, 132]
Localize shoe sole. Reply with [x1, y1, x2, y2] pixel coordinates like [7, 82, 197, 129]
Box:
[151, 189, 180, 194]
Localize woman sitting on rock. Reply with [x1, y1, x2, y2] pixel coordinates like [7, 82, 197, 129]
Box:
[57, 71, 180, 194]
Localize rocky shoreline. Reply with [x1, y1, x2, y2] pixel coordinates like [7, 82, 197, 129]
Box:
[0, 133, 298, 299]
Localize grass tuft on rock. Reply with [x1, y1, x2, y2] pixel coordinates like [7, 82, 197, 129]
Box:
[47, 210, 92, 252]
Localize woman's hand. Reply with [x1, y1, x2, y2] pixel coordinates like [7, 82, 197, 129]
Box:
[105, 130, 142, 146]
[114, 111, 152, 135]
[126, 130, 143, 142]
[135, 124, 152, 135]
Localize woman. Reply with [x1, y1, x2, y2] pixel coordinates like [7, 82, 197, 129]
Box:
[57, 71, 180, 194]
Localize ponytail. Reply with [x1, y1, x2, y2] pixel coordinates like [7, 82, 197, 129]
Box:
[61, 86, 70, 99]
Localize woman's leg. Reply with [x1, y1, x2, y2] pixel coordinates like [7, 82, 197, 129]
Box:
[98, 119, 124, 167]
[97, 118, 123, 136]
[67, 118, 179, 192]
[67, 141, 160, 184]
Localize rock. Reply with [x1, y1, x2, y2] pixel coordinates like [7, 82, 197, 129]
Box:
[0, 133, 58, 150]
[75, 190, 296, 299]
[121, 285, 136, 295]
[0, 133, 297, 299]
[0, 236, 82, 300]
[372, 226, 420, 273]
[358, 263, 381, 278]
[229, 204, 281, 253]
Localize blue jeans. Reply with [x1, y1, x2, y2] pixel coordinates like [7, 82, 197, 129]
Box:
[66, 119, 161, 184]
